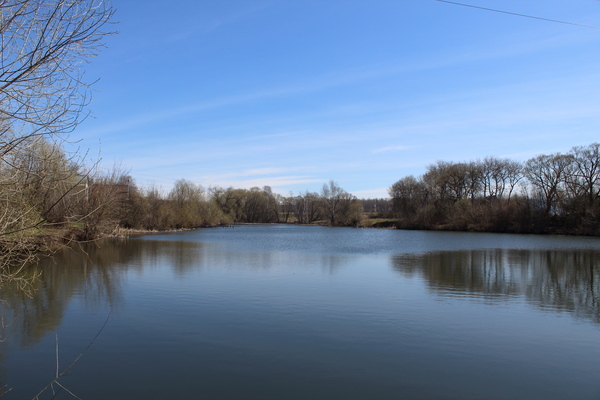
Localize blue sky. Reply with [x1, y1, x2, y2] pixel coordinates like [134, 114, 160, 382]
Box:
[76, 0, 600, 198]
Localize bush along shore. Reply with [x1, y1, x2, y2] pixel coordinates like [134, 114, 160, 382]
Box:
[387, 143, 600, 236]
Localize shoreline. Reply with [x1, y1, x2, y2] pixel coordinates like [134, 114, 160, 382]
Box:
[5, 216, 598, 255]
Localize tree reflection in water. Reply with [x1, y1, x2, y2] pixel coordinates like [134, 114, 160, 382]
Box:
[0, 234, 598, 399]
[392, 249, 600, 323]
[0, 241, 129, 348]
[0, 237, 351, 348]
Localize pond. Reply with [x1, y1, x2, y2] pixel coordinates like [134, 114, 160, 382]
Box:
[1, 225, 599, 399]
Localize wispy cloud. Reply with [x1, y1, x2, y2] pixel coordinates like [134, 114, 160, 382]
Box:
[205, 175, 323, 192]
[80, 25, 600, 141]
[206, 167, 306, 181]
[165, 3, 269, 42]
[372, 145, 413, 154]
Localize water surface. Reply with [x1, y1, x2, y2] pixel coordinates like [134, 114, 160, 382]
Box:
[1, 225, 599, 399]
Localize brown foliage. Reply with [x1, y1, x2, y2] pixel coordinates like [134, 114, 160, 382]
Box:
[389, 143, 600, 235]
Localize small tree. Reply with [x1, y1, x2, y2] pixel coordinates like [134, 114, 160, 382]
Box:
[568, 143, 600, 206]
[389, 175, 428, 217]
[524, 153, 572, 215]
[320, 180, 361, 226]
[293, 192, 322, 224]
[321, 180, 345, 224]
[167, 179, 206, 228]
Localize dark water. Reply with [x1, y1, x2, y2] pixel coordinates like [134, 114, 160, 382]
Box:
[1, 225, 599, 399]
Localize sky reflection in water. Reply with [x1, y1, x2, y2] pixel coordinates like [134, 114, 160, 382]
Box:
[1, 225, 599, 399]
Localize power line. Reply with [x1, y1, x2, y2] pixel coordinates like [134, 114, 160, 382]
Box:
[434, 0, 600, 30]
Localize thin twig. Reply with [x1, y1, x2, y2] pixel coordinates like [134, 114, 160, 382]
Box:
[30, 312, 111, 400]
[55, 332, 59, 379]
[54, 382, 82, 400]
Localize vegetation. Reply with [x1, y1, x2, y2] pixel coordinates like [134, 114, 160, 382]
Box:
[116, 179, 364, 230]
[0, 0, 116, 284]
[387, 143, 600, 235]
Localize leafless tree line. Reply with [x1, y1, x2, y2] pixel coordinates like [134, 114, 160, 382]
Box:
[119, 179, 364, 230]
[388, 143, 600, 234]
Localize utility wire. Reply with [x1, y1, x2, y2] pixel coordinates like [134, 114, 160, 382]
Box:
[434, 0, 600, 30]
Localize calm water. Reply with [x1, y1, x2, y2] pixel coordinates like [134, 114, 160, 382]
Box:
[1, 225, 599, 399]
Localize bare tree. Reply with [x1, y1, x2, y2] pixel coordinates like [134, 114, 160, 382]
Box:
[568, 143, 600, 206]
[524, 153, 573, 215]
[293, 192, 322, 224]
[0, 0, 115, 151]
[503, 159, 524, 202]
[167, 179, 206, 228]
[0, 0, 115, 282]
[321, 180, 345, 224]
[423, 161, 482, 202]
[320, 180, 361, 226]
[279, 192, 295, 223]
[389, 175, 428, 216]
[478, 157, 523, 202]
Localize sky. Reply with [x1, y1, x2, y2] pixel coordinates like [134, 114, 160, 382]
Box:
[74, 0, 600, 198]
